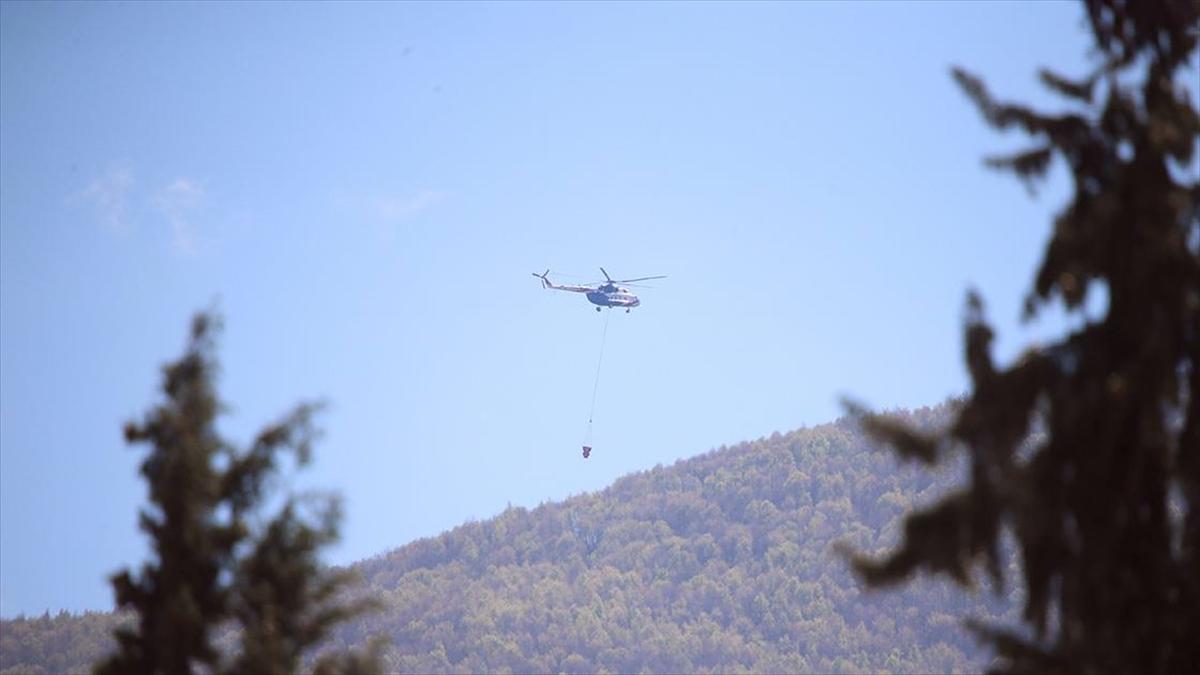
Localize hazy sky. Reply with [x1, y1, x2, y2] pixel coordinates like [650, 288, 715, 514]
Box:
[1, 1, 1109, 617]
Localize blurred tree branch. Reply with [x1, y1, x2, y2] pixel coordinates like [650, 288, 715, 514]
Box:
[845, 1, 1200, 672]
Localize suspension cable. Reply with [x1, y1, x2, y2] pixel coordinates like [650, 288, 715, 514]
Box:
[588, 309, 610, 426]
[583, 310, 611, 457]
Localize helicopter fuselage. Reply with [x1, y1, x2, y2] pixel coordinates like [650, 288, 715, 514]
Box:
[587, 286, 640, 309]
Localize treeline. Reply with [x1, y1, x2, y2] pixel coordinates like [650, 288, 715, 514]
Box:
[345, 403, 1020, 673]
[0, 611, 127, 675]
[2, 403, 1022, 673]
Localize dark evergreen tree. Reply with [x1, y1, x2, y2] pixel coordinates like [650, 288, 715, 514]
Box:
[95, 313, 380, 675]
[846, 1, 1199, 672]
[231, 499, 383, 675]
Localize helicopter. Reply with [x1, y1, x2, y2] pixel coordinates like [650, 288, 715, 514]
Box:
[532, 268, 666, 312]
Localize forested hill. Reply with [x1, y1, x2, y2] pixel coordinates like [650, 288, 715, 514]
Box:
[2, 404, 1020, 674]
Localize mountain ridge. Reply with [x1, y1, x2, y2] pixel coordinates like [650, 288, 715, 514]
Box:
[2, 403, 1019, 674]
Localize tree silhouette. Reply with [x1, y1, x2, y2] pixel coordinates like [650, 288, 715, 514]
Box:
[95, 313, 381, 675]
[847, 0, 1199, 672]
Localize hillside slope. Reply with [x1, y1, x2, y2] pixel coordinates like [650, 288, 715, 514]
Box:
[2, 405, 1019, 674]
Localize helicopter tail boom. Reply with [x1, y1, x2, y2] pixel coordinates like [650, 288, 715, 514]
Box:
[533, 270, 595, 294]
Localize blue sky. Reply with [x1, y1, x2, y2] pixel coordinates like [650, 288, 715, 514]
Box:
[0, 1, 1110, 617]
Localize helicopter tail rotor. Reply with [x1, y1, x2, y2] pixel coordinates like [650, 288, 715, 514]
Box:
[532, 269, 551, 288]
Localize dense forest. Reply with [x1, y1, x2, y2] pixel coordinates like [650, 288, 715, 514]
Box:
[2, 403, 1023, 673]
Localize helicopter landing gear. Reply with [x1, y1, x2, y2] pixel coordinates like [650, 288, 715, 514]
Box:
[596, 306, 602, 312]
[626, 308, 631, 313]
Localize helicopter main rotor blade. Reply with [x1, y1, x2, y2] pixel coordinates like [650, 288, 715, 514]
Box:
[599, 267, 613, 282]
[616, 275, 667, 283]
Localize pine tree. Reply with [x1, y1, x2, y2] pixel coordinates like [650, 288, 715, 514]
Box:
[95, 313, 381, 675]
[847, 1, 1199, 672]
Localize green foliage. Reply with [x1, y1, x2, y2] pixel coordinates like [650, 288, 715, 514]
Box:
[847, 1, 1200, 672]
[0, 612, 129, 675]
[231, 500, 382, 675]
[4, 404, 1015, 673]
[95, 315, 231, 674]
[86, 313, 381, 675]
[343, 405, 1012, 673]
